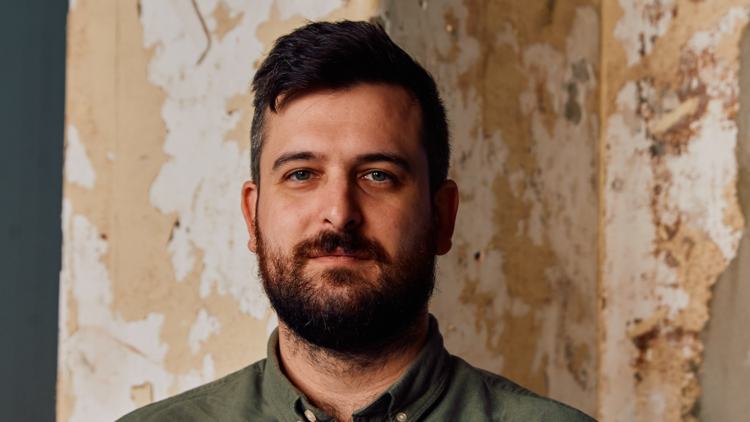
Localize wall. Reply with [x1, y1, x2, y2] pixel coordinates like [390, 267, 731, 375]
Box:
[59, 1, 750, 421]
[382, 0, 601, 415]
[58, 1, 377, 421]
[600, 1, 748, 421]
[0, 1, 67, 420]
[700, 22, 750, 422]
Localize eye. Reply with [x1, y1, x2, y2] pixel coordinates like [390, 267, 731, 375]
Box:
[290, 170, 311, 181]
[364, 171, 391, 182]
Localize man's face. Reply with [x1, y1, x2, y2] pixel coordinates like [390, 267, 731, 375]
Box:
[242, 84, 453, 353]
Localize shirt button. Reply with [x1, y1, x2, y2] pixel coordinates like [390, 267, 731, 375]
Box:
[396, 412, 407, 421]
[304, 410, 317, 421]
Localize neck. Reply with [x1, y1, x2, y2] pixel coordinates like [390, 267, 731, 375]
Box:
[277, 313, 430, 422]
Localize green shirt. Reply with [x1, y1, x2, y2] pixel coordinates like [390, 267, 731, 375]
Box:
[118, 316, 596, 422]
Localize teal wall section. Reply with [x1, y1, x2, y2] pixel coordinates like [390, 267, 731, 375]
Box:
[0, 1, 67, 420]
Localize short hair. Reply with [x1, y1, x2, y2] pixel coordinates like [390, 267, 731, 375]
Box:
[250, 20, 450, 195]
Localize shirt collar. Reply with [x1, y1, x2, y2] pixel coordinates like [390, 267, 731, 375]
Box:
[263, 315, 452, 422]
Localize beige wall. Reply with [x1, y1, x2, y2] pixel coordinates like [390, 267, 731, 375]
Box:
[58, 1, 750, 421]
[59, 1, 378, 421]
[600, 2, 747, 421]
[382, 0, 601, 415]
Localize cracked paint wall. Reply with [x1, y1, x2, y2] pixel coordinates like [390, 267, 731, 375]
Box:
[381, 0, 601, 416]
[60, 0, 750, 421]
[58, 1, 378, 421]
[600, 1, 748, 421]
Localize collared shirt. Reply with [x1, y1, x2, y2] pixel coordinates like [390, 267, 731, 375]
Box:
[118, 316, 596, 422]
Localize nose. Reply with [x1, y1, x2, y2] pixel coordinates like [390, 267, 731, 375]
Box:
[321, 177, 362, 231]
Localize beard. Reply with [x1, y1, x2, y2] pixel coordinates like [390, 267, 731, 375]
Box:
[255, 220, 437, 360]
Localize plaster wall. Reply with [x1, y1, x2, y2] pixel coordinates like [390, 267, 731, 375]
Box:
[600, 1, 748, 421]
[59, 0, 750, 421]
[58, 1, 378, 421]
[381, 0, 601, 416]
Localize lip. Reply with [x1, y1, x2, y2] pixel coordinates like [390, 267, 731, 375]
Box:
[308, 248, 371, 264]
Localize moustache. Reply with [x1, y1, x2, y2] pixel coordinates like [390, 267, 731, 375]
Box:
[291, 230, 391, 264]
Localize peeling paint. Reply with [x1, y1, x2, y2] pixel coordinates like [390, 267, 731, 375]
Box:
[176, 353, 216, 392]
[614, 0, 677, 67]
[212, 2, 244, 42]
[130, 382, 153, 408]
[382, 0, 600, 415]
[59, 0, 380, 420]
[61, 0, 750, 419]
[601, 2, 748, 420]
[187, 309, 221, 354]
[64, 124, 96, 190]
[59, 200, 173, 421]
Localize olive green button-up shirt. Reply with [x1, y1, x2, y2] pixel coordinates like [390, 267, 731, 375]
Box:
[118, 316, 596, 422]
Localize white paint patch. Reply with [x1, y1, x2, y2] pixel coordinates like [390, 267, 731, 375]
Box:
[65, 124, 96, 190]
[141, 0, 348, 319]
[187, 308, 221, 354]
[58, 200, 173, 422]
[601, 81, 660, 420]
[667, 99, 743, 260]
[168, 222, 195, 282]
[614, 0, 676, 67]
[277, 0, 343, 20]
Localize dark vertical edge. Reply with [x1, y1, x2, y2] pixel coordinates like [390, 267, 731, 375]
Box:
[0, 0, 67, 420]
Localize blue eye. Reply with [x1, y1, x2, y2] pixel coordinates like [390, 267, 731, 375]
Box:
[291, 170, 311, 181]
[365, 171, 390, 182]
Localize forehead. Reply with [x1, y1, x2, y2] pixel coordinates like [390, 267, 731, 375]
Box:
[261, 83, 424, 171]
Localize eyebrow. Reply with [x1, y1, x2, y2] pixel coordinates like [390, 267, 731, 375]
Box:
[270, 151, 412, 174]
[355, 153, 411, 172]
[271, 151, 322, 173]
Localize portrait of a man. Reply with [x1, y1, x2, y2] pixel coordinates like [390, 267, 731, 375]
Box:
[8, 1, 747, 421]
[118, 20, 594, 422]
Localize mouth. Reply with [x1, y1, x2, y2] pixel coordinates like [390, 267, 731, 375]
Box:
[308, 247, 371, 264]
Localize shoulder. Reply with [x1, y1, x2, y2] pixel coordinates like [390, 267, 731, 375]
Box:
[444, 356, 597, 422]
[116, 359, 270, 422]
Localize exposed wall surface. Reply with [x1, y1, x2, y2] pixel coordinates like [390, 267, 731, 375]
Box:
[700, 23, 750, 422]
[600, 1, 748, 421]
[60, 1, 750, 421]
[381, 0, 601, 415]
[58, 1, 378, 421]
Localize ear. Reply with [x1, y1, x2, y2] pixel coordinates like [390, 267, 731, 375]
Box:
[433, 179, 459, 255]
[241, 180, 259, 253]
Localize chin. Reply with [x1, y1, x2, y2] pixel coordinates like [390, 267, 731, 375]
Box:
[305, 265, 381, 289]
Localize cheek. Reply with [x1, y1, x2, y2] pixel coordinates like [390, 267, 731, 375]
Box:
[363, 195, 431, 248]
[258, 192, 319, 249]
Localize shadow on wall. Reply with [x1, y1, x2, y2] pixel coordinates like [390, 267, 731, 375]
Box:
[700, 24, 750, 422]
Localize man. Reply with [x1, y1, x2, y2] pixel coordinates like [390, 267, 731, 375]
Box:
[120, 21, 595, 422]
